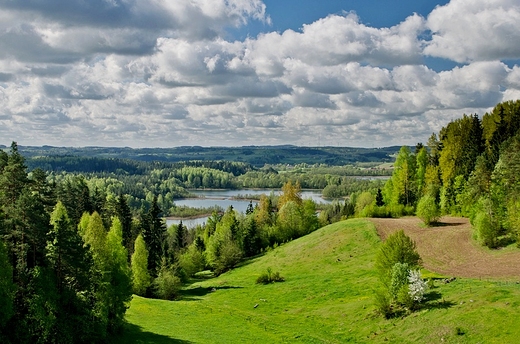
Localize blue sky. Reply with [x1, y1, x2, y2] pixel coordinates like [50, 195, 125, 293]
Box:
[0, 0, 519, 148]
[239, 0, 450, 33]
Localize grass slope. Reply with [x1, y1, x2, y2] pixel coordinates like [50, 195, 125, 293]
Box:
[119, 219, 520, 343]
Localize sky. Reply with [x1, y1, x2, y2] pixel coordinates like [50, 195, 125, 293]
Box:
[1, 0, 520, 148]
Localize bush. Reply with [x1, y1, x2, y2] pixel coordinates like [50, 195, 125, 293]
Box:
[213, 241, 243, 276]
[178, 245, 206, 278]
[416, 195, 440, 226]
[153, 266, 182, 300]
[390, 263, 410, 302]
[408, 270, 428, 304]
[374, 289, 392, 319]
[256, 267, 285, 284]
[474, 212, 497, 248]
[375, 230, 421, 286]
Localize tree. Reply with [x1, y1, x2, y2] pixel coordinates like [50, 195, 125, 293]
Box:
[416, 195, 440, 226]
[141, 196, 166, 277]
[0, 239, 14, 331]
[131, 234, 151, 296]
[386, 146, 416, 206]
[375, 188, 384, 207]
[46, 201, 96, 343]
[278, 180, 302, 208]
[176, 221, 187, 250]
[375, 230, 421, 287]
[415, 147, 428, 196]
[105, 217, 132, 333]
[115, 195, 133, 259]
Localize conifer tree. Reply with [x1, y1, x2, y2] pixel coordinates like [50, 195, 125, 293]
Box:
[141, 196, 166, 277]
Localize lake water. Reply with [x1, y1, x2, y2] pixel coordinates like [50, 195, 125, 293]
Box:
[166, 189, 330, 228]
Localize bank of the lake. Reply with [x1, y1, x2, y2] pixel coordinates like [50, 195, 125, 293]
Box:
[165, 189, 331, 228]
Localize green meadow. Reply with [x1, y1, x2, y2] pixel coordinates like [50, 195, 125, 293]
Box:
[119, 219, 520, 343]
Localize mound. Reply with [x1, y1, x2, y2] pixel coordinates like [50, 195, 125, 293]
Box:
[370, 216, 520, 279]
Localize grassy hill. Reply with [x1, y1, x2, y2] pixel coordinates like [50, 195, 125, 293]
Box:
[118, 219, 520, 343]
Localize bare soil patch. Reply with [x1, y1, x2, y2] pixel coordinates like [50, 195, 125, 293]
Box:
[369, 216, 520, 279]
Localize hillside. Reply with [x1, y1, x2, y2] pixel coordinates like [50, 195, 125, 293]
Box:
[119, 218, 520, 343]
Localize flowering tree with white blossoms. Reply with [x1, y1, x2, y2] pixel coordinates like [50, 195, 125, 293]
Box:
[408, 269, 428, 303]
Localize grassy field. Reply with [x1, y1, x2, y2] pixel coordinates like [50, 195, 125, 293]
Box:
[118, 219, 520, 343]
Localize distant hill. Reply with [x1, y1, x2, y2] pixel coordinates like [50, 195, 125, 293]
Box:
[15, 145, 404, 167]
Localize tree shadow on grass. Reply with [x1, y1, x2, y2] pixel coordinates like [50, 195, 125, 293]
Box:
[422, 291, 456, 311]
[179, 285, 243, 301]
[113, 323, 194, 344]
[430, 221, 465, 227]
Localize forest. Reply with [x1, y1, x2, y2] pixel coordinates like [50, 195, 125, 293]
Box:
[371, 100, 520, 248]
[2, 99, 520, 343]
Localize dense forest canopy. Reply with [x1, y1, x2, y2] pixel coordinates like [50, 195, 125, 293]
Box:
[16, 145, 400, 167]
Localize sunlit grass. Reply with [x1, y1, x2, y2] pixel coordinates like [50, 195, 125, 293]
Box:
[120, 219, 520, 343]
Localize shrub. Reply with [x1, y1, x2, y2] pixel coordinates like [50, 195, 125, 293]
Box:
[213, 241, 243, 275]
[374, 289, 392, 319]
[178, 244, 206, 278]
[390, 263, 410, 301]
[256, 267, 285, 284]
[375, 230, 421, 286]
[416, 195, 440, 226]
[408, 270, 428, 304]
[474, 211, 497, 248]
[153, 265, 182, 300]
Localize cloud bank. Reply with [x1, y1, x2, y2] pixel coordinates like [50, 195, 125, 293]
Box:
[0, 0, 519, 147]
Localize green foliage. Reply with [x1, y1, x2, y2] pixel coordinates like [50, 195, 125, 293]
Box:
[389, 262, 410, 302]
[153, 263, 181, 300]
[131, 234, 151, 296]
[0, 239, 14, 329]
[373, 288, 392, 319]
[416, 195, 440, 226]
[255, 267, 285, 284]
[473, 201, 499, 248]
[105, 217, 133, 333]
[140, 196, 166, 277]
[177, 244, 206, 277]
[375, 230, 421, 287]
[212, 240, 243, 276]
[355, 191, 375, 215]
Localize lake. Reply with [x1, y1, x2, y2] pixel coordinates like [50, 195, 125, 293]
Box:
[165, 189, 330, 228]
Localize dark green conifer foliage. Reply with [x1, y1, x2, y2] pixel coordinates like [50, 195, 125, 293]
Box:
[141, 196, 166, 277]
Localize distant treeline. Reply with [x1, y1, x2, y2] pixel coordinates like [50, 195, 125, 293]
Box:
[16, 145, 402, 167]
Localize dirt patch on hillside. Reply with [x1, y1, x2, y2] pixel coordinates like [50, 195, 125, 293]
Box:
[369, 216, 520, 279]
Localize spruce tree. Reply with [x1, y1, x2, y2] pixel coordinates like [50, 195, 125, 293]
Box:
[141, 196, 166, 277]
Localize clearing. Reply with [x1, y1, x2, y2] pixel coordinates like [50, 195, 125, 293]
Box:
[370, 216, 520, 279]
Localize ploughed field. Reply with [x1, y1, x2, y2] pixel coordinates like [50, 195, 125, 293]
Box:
[370, 216, 520, 279]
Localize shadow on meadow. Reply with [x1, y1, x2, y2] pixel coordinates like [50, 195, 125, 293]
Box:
[114, 323, 194, 344]
[179, 285, 243, 301]
[422, 290, 456, 311]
